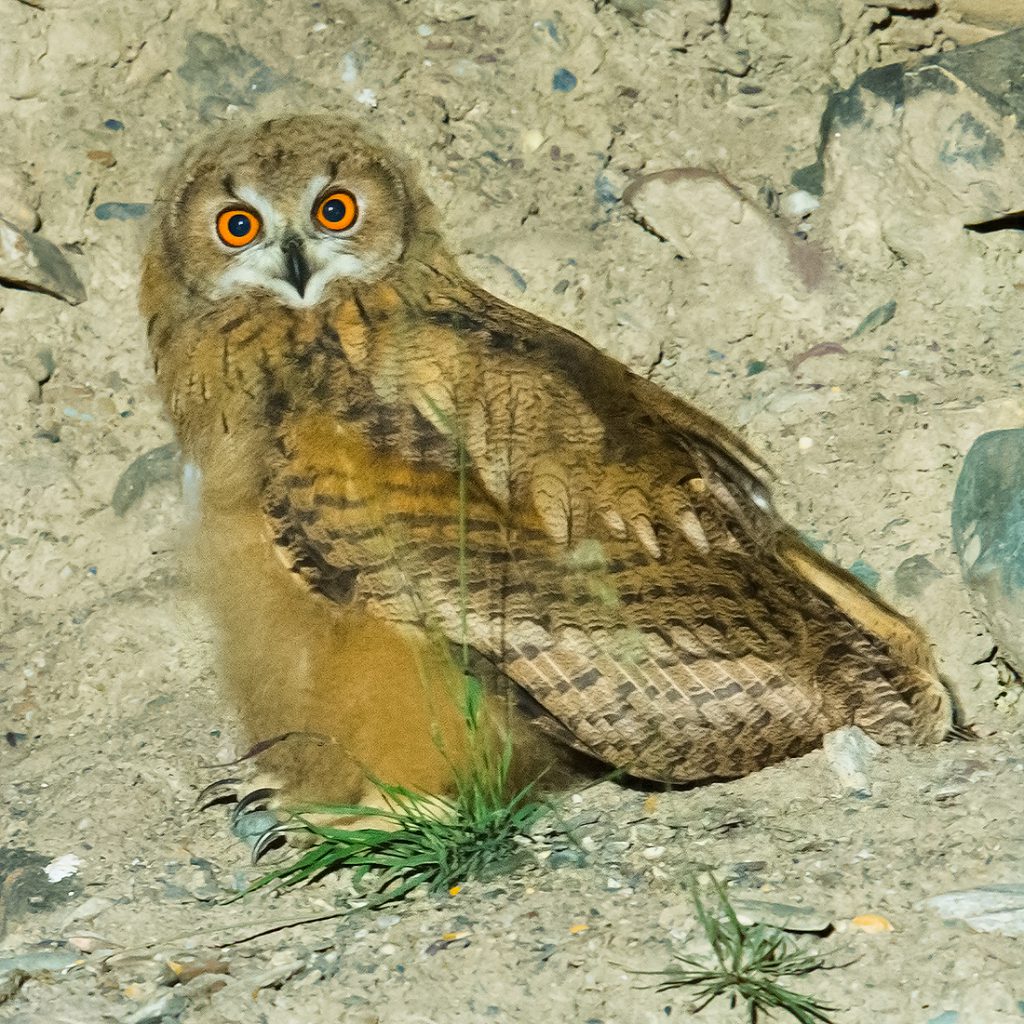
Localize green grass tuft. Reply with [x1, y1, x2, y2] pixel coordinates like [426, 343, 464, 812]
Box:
[650, 877, 837, 1024]
[238, 694, 549, 905]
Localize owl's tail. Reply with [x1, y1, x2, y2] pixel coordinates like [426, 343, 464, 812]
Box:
[777, 531, 953, 744]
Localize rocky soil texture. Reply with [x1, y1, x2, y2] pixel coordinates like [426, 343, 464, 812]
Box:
[2, 1, 1023, 1021]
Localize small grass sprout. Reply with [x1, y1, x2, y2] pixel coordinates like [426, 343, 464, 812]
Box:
[651, 877, 837, 1024]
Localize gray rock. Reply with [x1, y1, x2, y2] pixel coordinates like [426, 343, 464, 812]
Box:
[0, 217, 85, 304]
[95, 202, 150, 221]
[112, 443, 179, 515]
[123, 991, 187, 1024]
[823, 725, 880, 797]
[729, 898, 833, 934]
[624, 168, 824, 296]
[951, 429, 1024, 673]
[893, 554, 944, 598]
[851, 300, 896, 336]
[548, 849, 587, 869]
[925, 884, 1024, 936]
[794, 29, 1024, 267]
[0, 950, 80, 976]
[177, 33, 288, 122]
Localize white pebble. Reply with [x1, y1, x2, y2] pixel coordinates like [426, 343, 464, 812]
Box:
[522, 129, 545, 153]
[642, 845, 666, 861]
[339, 52, 359, 83]
[45, 854, 83, 882]
[781, 189, 820, 218]
[798, 436, 814, 450]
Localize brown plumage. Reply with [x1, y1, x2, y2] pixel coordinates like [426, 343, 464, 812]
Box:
[141, 114, 951, 809]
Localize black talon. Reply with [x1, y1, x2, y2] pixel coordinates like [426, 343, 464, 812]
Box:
[947, 722, 979, 741]
[252, 823, 291, 863]
[231, 786, 278, 826]
[195, 776, 243, 809]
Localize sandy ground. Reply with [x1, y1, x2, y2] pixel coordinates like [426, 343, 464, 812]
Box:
[2, 0, 1023, 1021]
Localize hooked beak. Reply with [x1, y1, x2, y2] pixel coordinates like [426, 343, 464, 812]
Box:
[281, 235, 311, 297]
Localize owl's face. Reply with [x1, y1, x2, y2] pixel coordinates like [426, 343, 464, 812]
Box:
[155, 115, 427, 307]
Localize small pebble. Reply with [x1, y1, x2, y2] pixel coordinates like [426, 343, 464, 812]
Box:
[642, 846, 666, 861]
[781, 189, 819, 218]
[86, 150, 116, 168]
[522, 129, 545, 153]
[552, 68, 577, 92]
[339, 52, 359, 83]
[124, 992, 187, 1024]
[851, 913, 894, 933]
[61, 894, 114, 928]
[798, 436, 814, 450]
[549, 849, 587, 869]
[94, 202, 149, 221]
[44, 854, 82, 882]
[66, 934, 111, 953]
[823, 726, 879, 796]
[852, 300, 897, 337]
[847, 559, 881, 589]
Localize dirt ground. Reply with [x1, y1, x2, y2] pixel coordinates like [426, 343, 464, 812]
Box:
[2, 0, 1023, 1021]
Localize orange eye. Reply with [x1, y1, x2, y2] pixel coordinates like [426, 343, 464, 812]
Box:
[216, 208, 261, 247]
[315, 190, 358, 231]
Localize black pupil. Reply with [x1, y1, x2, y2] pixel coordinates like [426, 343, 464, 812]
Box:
[228, 213, 252, 237]
[322, 197, 347, 223]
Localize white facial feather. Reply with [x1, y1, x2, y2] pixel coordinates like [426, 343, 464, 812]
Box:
[210, 180, 395, 307]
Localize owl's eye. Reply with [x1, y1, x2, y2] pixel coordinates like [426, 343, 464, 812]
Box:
[314, 190, 358, 232]
[216, 208, 261, 247]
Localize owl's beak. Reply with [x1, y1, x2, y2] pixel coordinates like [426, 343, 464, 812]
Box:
[281, 235, 311, 298]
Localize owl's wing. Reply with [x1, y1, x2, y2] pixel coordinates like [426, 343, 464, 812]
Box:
[259, 281, 898, 782]
[390, 271, 780, 562]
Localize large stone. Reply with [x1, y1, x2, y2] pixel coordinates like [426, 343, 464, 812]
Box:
[625, 169, 822, 291]
[951, 428, 1024, 673]
[0, 217, 85, 304]
[794, 28, 1024, 267]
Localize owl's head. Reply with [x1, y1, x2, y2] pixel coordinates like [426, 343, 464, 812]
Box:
[148, 114, 440, 308]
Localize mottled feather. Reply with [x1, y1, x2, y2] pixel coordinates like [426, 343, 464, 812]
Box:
[142, 114, 951, 800]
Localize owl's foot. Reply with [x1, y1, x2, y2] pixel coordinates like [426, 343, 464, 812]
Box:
[196, 770, 291, 850]
[196, 763, 416, 859]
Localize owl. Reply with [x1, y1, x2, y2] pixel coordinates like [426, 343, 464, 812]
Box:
[141, 114, 953, 818]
